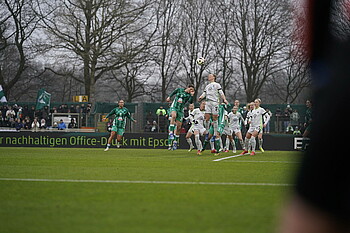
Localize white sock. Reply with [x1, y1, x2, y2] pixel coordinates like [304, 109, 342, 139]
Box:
[210, 141, 215, 150]
[107, 143, 110, 147]
[225, 138, 230, 150]
[259, 138, 263, 148]
[244, 137, 249, 151]
[186, 138, 194, 148]
[213, 120, 218, 135]
[250, 136, 256, 152]
[219, 137, 223, 150]
[195, 134, 202, 151]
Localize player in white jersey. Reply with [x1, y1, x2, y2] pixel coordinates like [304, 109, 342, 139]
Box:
[185, 101, 207, 155]
[224, 106, 245, 153]
[185, 103, 195, 151]
[198, 74, 228, 141]
[241, 99, 270, 155]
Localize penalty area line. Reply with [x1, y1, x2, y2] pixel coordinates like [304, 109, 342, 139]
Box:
[0, 178, 293, 187]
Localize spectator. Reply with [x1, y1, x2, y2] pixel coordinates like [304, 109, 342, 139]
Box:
[290, 109, 300, 129]
[68, 118, 77, 128]
[8, 117, 15, 128]
[151, 120, 158, 132]
[157, 111, 167, 133]
[23, 117, 31, 129]
[40, 118, 47, 129]
[57, 119, 66, 130]
[274, 107, 282, 132]
[144, 121, 152, 132]
[156, 106, 167, 117]
[16, 108, 23, 120]
[146, 111, 155, 124]
[41, 106, 49, 121]
[6, 106, 15, 121]
[28, 106, 36, 119]
[264, 108, 272, 133]
[283, 107, 291, 132]
[31, 118, 40, 132]
[14, 119, 23, 131]
[69, 104, 76, 113]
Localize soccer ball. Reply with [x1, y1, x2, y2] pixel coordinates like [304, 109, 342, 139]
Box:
[196, 57, 205, 66]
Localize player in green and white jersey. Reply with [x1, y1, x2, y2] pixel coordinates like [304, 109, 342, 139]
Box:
[103, 100, 137, 151]
[166, 84, 195, 150]
[213, 103, 231, 156]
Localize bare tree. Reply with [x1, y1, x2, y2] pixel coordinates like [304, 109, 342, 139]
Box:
[36, 0, 156, 103]
[153, 0, 183, 102]
[230, 0, 291, 102]
[0, 0, 39, 99]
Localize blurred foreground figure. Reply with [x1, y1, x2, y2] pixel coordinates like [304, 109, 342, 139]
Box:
[280, 0, 350, 232]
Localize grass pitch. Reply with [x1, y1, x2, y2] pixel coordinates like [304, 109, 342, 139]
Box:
[0, 147, 301, 233]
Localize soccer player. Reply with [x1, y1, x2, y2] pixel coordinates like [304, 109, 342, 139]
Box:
[185, 103, 195, 151]
[103, 100, 137, 151]
[241, 98, 270, 155]
[166, 84, 195, 150]
[198, 74, 228, 139]
[256, 99, 270, 152]
[185, 101, 207, 155]
[224, 105, 245, 153]
[212, 103, 230, 156]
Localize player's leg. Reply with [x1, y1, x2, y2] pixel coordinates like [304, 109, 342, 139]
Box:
[186, 129, 194, 152]
[202, 126, 213, 152]
[167, 110, 177, 149]
[228, 134, 236, 153]
[250, 130, 259, 155]
[258, 131, 264, 152]
[194, 130, 203, 155]
[241, 131, 251, 155]
[116, 133, 123, 148]
[173, 119, 182, 150]
[204, 113, 211, 131]
[105, 130, 116, 151]
[235, 131, 245, 152]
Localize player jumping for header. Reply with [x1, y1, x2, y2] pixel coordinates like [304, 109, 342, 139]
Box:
[166, 84, 195, 150]
[198, 74, 228, 153]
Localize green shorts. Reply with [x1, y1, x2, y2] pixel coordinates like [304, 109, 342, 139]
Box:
[111, 126, 125, 136]
[169, 107, 183, 122]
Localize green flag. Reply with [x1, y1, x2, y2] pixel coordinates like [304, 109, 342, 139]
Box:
[36, 88, 51, 110]
[0, 85, 7, 103]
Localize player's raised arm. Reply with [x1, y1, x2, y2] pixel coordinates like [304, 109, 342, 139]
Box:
[166, 88, 179, 102]
[217, 85, 228, 104]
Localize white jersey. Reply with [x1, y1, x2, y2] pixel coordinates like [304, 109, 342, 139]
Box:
[248, 107, 270, 128]
[199, 81, 224, 103]
[227, 112, 244, 129]
[190, 108, 205, 127]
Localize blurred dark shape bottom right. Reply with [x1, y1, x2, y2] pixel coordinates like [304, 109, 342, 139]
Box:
[279, 0, 350, 232]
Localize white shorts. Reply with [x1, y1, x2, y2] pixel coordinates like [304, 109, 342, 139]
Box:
[223, 127, 233, 136]
[248, 125, 262, 134]
[232, 126, 241, 134]
[191, 124, 207, 136]
[205, 101, 219, 115]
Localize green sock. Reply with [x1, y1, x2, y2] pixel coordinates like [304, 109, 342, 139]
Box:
[203, 140, 209, 150]
[215, 139, 221, 151]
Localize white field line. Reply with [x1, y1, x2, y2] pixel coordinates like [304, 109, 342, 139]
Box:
[213, 154, 245, 161]
[0, 178, 293, 187]
[221, 160, 301, 164]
